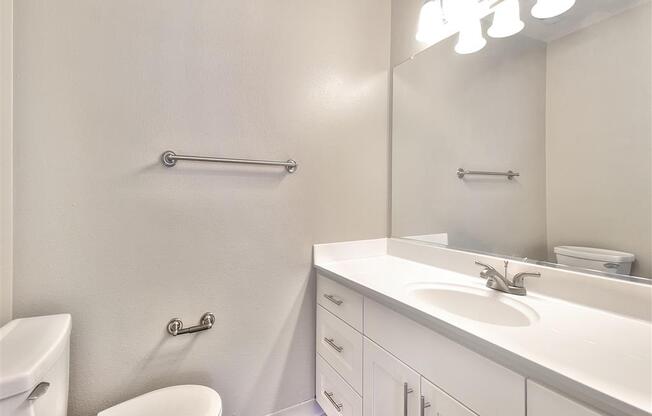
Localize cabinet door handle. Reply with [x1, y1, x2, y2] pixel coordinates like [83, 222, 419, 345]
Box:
[323, 294, 343, 306]
[420, 395, 431, 416]
[324, 337, 344, 353]
[324, 390, 343, 412]
[404, 383, 414, 416]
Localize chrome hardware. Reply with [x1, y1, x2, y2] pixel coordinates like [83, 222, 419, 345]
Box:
[161, 150, 297, 173]
[323, 294, 343, 306]
[167, 312, 215, 336]
[404, 383, 414, 416]
[324, 337, 344, 353]
[512, 271, 541, 288]
[457, 168, 519, 180]
[27, 382, 50, 401]
[420, 395, 431, 416]
[323, 391, 343, 412]
[475, 261, 540, 296]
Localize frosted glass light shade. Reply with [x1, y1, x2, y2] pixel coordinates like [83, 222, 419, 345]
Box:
[488, 0, 524, 38]
[416, 0, 444, 43]
[531, 0, 576, 19]
[455, 16, 486, 54]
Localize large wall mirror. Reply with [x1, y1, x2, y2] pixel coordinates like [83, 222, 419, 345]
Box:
[392, 0, 652, 279]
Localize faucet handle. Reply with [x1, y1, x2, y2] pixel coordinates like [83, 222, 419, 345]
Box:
[474, 261, 496, 272]
[512, 272, 541, 288]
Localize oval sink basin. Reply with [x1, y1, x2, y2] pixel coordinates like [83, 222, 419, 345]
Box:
[406, 283, 539, 327]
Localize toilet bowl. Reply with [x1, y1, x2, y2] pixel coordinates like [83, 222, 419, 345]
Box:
[99, 385, 222, 416]
[554, 246, 635, 275]
[0, 315, 222, 416]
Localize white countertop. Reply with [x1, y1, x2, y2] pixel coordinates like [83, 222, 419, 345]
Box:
[315, 248, 652, 416]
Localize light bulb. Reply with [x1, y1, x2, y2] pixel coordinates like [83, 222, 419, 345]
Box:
[416, 0, 444, 43]
[455, 14, 486, 54]
[488, 0, 524, 38]
[531, 0, 576, 19]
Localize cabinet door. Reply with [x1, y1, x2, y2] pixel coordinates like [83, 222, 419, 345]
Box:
[421, 377, 476, 416]
[527, 381, 604, 416]
[363, 337, 421, 416]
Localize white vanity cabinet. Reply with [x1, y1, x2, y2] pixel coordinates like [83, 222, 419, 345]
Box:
[316, 305, 363, 394]
[527, 381, 605, 416]
[317, 354, 363, 416]
[421, 378, 476, 416]
[363, 337, 421, 416]
[315, 274, 618, 416]
[315, 274, 491, 416]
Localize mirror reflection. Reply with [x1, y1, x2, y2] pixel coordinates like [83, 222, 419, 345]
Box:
[392, 0, 651, 278]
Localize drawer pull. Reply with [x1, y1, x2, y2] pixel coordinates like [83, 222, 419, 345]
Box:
[404, 383, 414, 416]
[324, 337, 344, 353]
[323, 294, 344, 306]
[324, 390, 343, 412]
[420, 395, 431, 416]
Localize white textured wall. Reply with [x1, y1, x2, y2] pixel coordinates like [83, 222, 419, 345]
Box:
[545, 3, 652, 277]
[0, 0, 12, 327]
[12, 1, 390, 415]
[392, 34, 549, 260]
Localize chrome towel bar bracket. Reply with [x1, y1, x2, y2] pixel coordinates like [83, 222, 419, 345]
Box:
[167, 312, 215, 336]
[161, 150, 297, 173]
[457, 168, 519, 180]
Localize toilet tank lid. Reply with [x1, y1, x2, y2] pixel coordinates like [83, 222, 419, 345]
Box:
[554, 246, 635, 263]
[0, 314, 71, 400]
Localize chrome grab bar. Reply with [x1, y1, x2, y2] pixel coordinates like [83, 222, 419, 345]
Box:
[457, 168, 519, 180]
[323, 294, 343, 306]
[161, 150, 297, 173]
[404, 383, 414, 416]
[167, 312, 215, 336]
[324, 337, 344, 353]
[323, 391, 343, 412]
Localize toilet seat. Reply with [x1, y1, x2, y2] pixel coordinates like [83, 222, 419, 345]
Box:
[98, 385, 222, 416]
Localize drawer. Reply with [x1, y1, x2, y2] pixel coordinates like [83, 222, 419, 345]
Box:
[317, 274, 363, 332]
[317, 354, 362, 416]
[421, 377, 476, 416]
[317, 305, 363, 394]
[364, 298, 525, 416]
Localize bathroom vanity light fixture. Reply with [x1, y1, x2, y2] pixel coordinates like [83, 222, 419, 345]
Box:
[488, 0, 524, 38]
[416, 0, 575, 55]
[531, 0, 576, 19]
[416, 0, 446, 43]
[455, 12, 487, 54]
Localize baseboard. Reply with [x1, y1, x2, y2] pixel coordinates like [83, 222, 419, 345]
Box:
[265, 399, 324, 416]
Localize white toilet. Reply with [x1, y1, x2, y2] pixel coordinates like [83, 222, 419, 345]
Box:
[554, 246, 636, 275]
[0, 314, 222, 416]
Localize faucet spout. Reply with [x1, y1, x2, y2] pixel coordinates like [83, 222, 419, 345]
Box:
[474, 260, 534, 296]
[475, 261, 513, 292]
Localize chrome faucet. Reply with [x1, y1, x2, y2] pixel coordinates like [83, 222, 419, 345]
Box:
[474, 261, 540, 296]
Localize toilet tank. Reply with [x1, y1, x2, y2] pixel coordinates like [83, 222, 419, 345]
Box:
[0, 314, 71, 416]
[554, 246, 635, 275]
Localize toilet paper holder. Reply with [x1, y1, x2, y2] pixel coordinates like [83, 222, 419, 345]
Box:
[167, 312, 215, 336]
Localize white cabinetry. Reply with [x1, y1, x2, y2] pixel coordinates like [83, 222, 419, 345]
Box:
[315, 274, 615, 416]
[527, 381, 605, 416]
[363, 338, 421, 416]
[421, 377, 476, 416]
[316, 354, 363, 416]
[316, 305, 363, 394]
